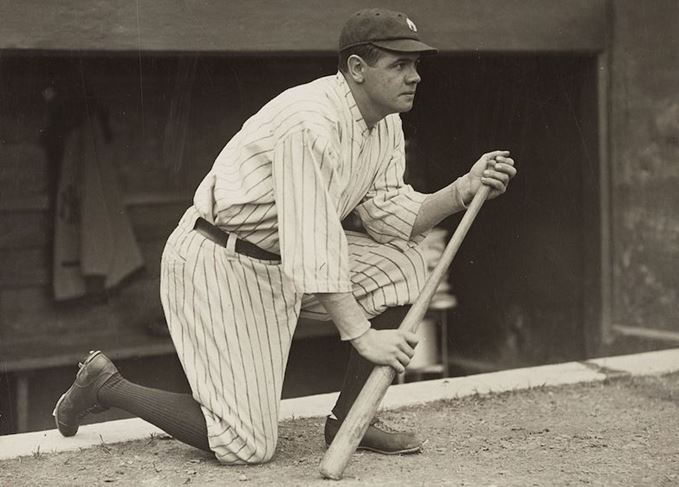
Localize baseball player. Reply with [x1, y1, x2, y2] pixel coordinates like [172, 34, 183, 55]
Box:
[54, 8, 516, 464]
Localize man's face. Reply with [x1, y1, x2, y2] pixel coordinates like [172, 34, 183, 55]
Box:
[362, 50, 422, 118]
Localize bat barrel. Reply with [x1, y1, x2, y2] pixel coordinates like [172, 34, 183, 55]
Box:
[319, 366, 396, 479]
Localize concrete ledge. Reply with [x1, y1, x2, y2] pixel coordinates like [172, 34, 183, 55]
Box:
[586, 348, 679, 376]
[0, 418, 166, 461]
[1, 348, 677, 461]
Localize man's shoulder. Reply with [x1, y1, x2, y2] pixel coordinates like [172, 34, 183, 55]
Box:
[261, 75, 342, 136]
[275, 74, 339, 111]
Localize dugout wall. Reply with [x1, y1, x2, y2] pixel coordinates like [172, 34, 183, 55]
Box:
[3, 0, 679, 433]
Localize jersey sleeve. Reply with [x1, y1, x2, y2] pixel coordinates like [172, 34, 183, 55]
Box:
[271, 128, 352, 294]
[354, 127, 428, 249]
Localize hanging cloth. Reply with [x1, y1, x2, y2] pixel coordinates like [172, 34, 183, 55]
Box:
[53, 105, 144, 300]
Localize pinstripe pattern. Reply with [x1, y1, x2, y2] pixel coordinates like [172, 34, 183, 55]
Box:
[161, 209, 299, 463]
[299, 230, 428, 320]
[194, 72, 427, 294]
[161, 209, 427, 463]
[162, 73, 430, 464]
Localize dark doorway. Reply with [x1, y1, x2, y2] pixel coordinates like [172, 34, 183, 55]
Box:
[404, 55, 600, 371]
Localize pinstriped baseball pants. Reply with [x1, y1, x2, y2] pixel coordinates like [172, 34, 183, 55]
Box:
[160, 208, 427, 464]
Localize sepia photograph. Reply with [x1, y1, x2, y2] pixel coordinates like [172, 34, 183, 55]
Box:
[0, 1, 677, 485]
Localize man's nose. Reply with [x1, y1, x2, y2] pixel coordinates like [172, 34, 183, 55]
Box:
[406, 66, 421, 84]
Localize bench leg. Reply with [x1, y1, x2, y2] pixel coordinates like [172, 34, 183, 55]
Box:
[439, 309, 450, 378]
[16, 373, 30, 433]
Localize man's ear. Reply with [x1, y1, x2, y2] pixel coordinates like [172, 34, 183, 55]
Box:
[347, 55, 366, 83]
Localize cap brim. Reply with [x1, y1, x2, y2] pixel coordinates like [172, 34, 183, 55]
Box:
[372, 38, 438, 54]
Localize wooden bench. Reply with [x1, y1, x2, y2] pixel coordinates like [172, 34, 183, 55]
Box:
[1, 297, 456, 433]
[0, 318, 336, 433]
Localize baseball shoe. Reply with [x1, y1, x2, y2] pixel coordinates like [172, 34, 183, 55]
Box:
[324, 415, 423, 455]
[53, 350, 119, 437]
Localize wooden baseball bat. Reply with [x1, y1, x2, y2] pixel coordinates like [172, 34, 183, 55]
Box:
[319, 185, 492, 480]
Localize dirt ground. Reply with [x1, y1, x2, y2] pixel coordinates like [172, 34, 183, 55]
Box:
[2, 373, 678, 486]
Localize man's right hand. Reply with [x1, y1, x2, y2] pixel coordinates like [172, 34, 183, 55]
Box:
[351, 328, 419, 373]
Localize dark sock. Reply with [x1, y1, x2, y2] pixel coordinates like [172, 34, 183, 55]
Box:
[331, 305, 411, 421]
[97, 374, 211, 453]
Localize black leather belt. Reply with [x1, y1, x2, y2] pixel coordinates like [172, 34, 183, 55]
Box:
[194, 217, 280, 261]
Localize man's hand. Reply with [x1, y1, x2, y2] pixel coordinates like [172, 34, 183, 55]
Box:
[350, 328, 419, 373]
[462, 150, 517, 204]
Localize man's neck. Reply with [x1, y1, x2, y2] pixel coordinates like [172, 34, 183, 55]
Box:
[343, 74, 384, 128]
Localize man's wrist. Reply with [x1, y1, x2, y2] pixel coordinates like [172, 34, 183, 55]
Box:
[315, 292, 370, 341]
[453, 175, 472, 209]
[350, 326, 372, 351]
[343, 321, 371, 342]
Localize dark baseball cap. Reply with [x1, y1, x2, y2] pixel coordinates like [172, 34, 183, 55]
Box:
[339, 8, 438, 54]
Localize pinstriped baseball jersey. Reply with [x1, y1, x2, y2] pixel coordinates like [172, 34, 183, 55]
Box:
[194, 72, 427, 296]
[161, 71, 430, 464]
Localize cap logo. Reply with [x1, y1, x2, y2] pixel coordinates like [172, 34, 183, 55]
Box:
[406, 18, 417, 32]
